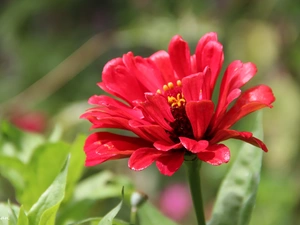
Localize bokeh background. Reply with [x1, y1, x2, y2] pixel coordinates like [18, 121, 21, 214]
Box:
[0, 0, 299, 224]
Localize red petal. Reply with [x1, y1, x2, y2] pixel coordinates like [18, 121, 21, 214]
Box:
[195, 33, 224, 93]
[185, 100, 214, 139]
[145, 93, 175, 122]
[197, 144, 230, 165]
[223, 61, 257, 91]
[156, 150, 185, 176]
[129, 120, 173, 143]
[168, 35, 191, 79]
[150, 50, 177, 83]
[190, 54, 197, 73]
[134, 56, 166, 92]
[182, 72, 205, 102]
[226, 88, 242, 106]
[81, 112, 130, 130]
[85, 95, 143, 119]
[195, 32, 218, 63]
[139, 93, 174, 131]
[210, 129, 268, 152]
[83, 113, 161, 143]
[201, 42, 224, 91]
[101, 52, 146, 103]
[217, 85, 275, 130]
[247, 136, 268, 152]
[154, 141, 182, 151]
[179, 137, 209, 153]
[210, 129, 252, 144]
[84, 132, 149, 166]
[214, 61, 257, 123]
[182, 69, 211, 101]
[88, 95, 127, 107]
[128, 148, 163, 171]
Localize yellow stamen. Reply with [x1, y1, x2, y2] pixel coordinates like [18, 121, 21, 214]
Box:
[167, 93, 186, 108]
[160, 80, 182, 93]
[167, 96, 175, 104]
[163, 85, 168, 91]
[160, 80, 185, 107]
[167, 82, 174, 89]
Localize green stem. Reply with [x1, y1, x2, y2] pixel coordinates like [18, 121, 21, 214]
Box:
[185, 159, 206, 225]
[130, 206, 137, 225]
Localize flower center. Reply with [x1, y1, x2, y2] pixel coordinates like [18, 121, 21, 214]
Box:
[168, 93, 185, 108]
[157, 81, 193, 142]
[157, 80, 186, 107]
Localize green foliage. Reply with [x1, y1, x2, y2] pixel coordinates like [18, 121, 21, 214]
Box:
[17, 206, 28, 225]
[0, 156, 26, 195]
[0, 120, 44, 196]
[208, 113, 264, 225]
[98, 188, 124, 225]
[0, 121, 45, 162]
[138, 202, 179, 225]
[21, 142, 70, 209]
[63, 135, 85, 202]
[8, 200, 19, 225]
[27, 156, 69, 225]
[0, 122, 183, 224]
[56, 170, 134, 224]
[69, 217, 130, 225]
[0, 203, 20, 225]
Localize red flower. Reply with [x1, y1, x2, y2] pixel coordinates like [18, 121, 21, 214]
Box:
[10, 110, 47, 133]
[81, 33, 275, 176]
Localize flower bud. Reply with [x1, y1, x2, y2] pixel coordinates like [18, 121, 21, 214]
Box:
[130, 191, 148, 209]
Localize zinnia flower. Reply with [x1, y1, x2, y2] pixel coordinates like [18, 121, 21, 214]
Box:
[81, 32, 275, 176]
[10, 110, 47, 133]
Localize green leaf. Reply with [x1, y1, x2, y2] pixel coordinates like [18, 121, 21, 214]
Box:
[0, 203, 20, 225]
[27, 156, 70, 225]
[0, 121, 45, 163]
[8, 200, 18, 225]
[17, 206, 28, 225]
[20, 141, 70, 209]
[73, 171, 129, 201]
[67, 217, 102, 225]
[0, 120, 23, 151]
[19, 132, 45, 162]
[68, 217, 130, 225]
[0, 203, 11, 225]
[48, 124, 63, 143]
[0, 121, 45, 198]
[56, 171, 133, 224]
[64, 135, 86, 202]
[0, 156, 26, 194]
[98, 188, 124, 225]
[208, 112, 264, 225]
[138, 202, 179, 225]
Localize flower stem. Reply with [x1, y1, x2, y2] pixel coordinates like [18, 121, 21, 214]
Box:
[130, 207, 137, 225]
[185, 159, 206, 225]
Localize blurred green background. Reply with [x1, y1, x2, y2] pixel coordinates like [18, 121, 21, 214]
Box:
[0, 0, 299, 224]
